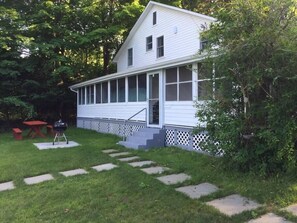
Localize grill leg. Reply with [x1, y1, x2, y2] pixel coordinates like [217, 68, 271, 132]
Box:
[53, 132, 68, 145]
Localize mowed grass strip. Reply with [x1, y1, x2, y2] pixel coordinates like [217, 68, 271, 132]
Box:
[0, 127, 296, 222]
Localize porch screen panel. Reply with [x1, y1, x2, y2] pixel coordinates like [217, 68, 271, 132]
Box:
[165, 68, 177, 101]
[128, 76, 137, 102]
[102, 82, 108, 103]
[110, 80, 117, 103]
[179, 66, 192, 101]
[118, 78, 125, 102]
[197, 63, 213, 101]
[138, 74, 146, 101]
[86, 85, 94, 104]
[79, 87, 85, 105]
[95, 83, 101, 104]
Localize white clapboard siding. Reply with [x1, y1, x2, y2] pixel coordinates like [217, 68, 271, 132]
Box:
[116, 4, 213, 72]
[77, 102, 147, 121]
[164, 101, 197, 127]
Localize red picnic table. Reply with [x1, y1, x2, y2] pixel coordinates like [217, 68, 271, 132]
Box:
[23, 121, 47, 138]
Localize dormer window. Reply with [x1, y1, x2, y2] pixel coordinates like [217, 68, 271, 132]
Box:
[128, 48, 133, 66]
[146, 35, 153, 51]
[153, 11, 157, 25]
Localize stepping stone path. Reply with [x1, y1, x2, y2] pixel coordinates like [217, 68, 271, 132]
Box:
[0, 181, 15, 192]
[141, 166, 170, 175]
[59, 168, 88, 177]
[206, 194, 262, 216]
[102, 149, 118, 154]
[109, 152, 131, 157]
[24, 174, 54, 185]
[247, 212, 293, 223]
[118, 156, 140, 162]
[92, 163, 118, 172]
[283, 204, 297, 217]
[156, 173, 191, 185]
[175, 182, 219, 199]
[128, 160, 155, 167]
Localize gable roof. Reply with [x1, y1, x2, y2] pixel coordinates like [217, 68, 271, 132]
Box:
[113, 1, 216, 62]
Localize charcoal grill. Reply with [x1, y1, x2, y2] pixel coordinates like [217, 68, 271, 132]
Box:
[53, 120, 68, 145]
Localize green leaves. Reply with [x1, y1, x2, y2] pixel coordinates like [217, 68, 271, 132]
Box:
[197, 0, 297, 175]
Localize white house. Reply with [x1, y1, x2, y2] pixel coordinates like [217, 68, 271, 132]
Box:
[70, 1, 216, 150]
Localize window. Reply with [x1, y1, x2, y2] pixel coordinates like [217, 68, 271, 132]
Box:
[200, 39, 209, 50]
[138, 74, 146, 101]
[128, 48, 133, 66]
[165, 65, 192, 101]
[146, 36, 153, 51]
[128, 76, 137, 102]
[128, 74, 147, 102]
[197, 63, 214, 101]
[102, 82, 108, 103]
[153, 11, 157, 25]
[78, 87, 85, 105]
[95, 83, 101, 104]
[110, 80, 117, 103]
[86, 85, 94, 104]
[156, 36, 164, 58]
[110, 78, 126, 103]
[118, 78, 125, 102]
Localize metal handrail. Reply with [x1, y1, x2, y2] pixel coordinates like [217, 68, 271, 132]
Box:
[123, 108, 147, 141]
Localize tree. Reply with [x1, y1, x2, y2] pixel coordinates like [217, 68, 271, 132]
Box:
[196, 0, 297, 175]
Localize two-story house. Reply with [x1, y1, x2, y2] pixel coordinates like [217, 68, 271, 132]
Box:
[70, 1, 216, 151]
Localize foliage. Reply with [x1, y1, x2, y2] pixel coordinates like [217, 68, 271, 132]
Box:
[196, 0, 297, 175]
[0, 96, 35, 120]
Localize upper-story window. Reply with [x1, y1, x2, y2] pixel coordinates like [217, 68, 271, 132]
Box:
[128, 48, 133, 66]
[156, 36, 164, 58]
[146, 36, 153, 51]
[153, 11, 157, 25]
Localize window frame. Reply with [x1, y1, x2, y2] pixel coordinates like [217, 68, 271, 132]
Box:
[165, 65, 193, 102]
[128, 48, 133, 66]
[153, 11, 157, 25]
[146, 35, 153, 51]
[156, 36, 164, 58]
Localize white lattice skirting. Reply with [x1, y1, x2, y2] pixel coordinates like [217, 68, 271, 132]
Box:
[77, 118, 208, 151]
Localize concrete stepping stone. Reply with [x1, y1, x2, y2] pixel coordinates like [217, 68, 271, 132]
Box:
[59, 168, 88, 177]
[175, 182, 219, 199]
[0, 181, 15, 192]
[141, 166, 170, 175]
[92, 163, 118, 172]
[282, 203, 297, 217]
[247, 212, 292, 223]
[24, 174, 54, 185]
[118, 156, 140, 162]
[128, 160, 155, 167]
[109, 152, 131, 157]
[206, 194, 262, 216]
[102, 149, 118, 153]
[156, 173, 191, 185]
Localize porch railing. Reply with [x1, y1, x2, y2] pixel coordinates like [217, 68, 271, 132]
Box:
[122, 108, 147, 141]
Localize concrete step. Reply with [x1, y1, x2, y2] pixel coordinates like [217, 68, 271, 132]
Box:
[118, 128, 166, 150]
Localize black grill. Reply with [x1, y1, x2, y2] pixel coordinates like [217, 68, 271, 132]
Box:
[53, 120, 68, 145]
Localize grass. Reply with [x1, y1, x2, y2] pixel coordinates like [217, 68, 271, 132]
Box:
[0, 127, 297, 222]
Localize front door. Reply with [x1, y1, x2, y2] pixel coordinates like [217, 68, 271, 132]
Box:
[148, 73, 160, 127]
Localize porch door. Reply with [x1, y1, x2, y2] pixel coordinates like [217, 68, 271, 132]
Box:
[148, 73, 160, 126]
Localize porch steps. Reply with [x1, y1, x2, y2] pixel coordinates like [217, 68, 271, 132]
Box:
[118, 128, 166, 150]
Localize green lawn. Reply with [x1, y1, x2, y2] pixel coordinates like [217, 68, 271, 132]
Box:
[0, 127, 297, 222]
